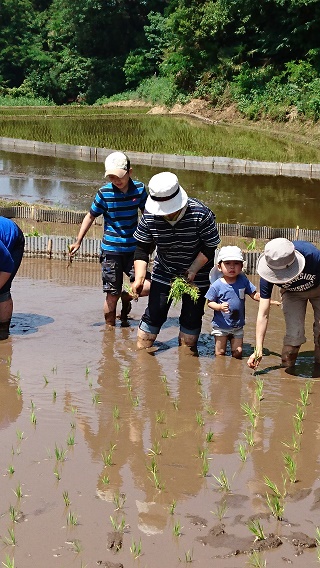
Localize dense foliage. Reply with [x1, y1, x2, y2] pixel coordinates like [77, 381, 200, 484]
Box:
[1, 0, 320, 121]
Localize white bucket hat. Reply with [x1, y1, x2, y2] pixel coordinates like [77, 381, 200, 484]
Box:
[257, 238, 305, 284]
[146, 172, 188, 216]
[104, 151, 130, 178]
[217, 246, 244, 264]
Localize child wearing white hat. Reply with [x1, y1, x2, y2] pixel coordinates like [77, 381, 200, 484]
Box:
[206, 246, 260, 358]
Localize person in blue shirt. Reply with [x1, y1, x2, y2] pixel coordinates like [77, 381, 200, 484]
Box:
[206, 246, 260, 358]
[69, 152, 150, 327]
[0, 217, 25, 339]
[247, 238, 320, 369]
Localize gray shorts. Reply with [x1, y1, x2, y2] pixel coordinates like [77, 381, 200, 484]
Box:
[282, 285, 320, 347]
[211, 326, 244, 338]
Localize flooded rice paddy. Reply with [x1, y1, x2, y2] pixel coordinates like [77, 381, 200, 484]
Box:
[2, 149, 320, 229]
[1, 258, 320, 567]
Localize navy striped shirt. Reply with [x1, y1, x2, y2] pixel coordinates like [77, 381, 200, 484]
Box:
[134, 198, 220, 287]
[90, 179, 147, 253]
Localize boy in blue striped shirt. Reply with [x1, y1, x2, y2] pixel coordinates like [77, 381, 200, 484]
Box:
[70, 152, 150, 327]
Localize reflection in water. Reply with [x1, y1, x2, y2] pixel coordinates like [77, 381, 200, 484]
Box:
[0, 341, 22, 430]
[1, 149, 320, 228]
[10, 313, 54, 335]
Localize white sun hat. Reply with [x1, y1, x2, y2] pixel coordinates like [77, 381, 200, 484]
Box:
[217, 246, 244, 264]
[146, 172, 188, 216]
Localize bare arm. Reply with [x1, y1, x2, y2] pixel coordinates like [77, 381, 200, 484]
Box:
[186, 252, 209, 282]
[207, 300, 229, 313]
[247, 297, 271, 368]
[69, 212, 96, 256]
[249, 291, 281, 306]
[131, 259, 148, 296]
[0, 271, 11, 289]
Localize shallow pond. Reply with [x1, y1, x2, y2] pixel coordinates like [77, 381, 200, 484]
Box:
[1, 149, 320, 229]
[1, 258, 320, 567]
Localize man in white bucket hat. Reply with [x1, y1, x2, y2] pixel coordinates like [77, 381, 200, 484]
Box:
[247, 238, 320, 369]
[131, 171, 220, 352]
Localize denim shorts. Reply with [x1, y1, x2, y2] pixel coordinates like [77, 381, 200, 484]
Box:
[211, 326, 244, 338]
[139, 279, 207, 336]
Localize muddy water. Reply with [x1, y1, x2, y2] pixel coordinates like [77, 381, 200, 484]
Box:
[0, 258, 320, 567]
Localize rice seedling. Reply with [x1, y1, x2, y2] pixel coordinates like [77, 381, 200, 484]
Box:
[12, 483, 22, 500]
[113, 491, 126, 511]
[263, 476, 283, 498]
[7, 465, 14, 476]
[255, 378, 264, 401]
[67, 433, 75, 446]
[161, 375, 167, 384]
[299, 386, 310, 407]
[244, 427, 255, 447]
[2, 554, 15, 568]
[130, 538, 142, 559]
[51, 365, 57, 373]
[206, 430, 214, 443]
[211, 500, 228, 521]
[9, 506, 19, 523]
[63, 491, 71, 506]
[92, 392, 101, 405]
[265, 493, 284, 520]
[305, 380, 313, 395]
[101, 450, 114, 467]
[238, 443, 248, 462]
[54, 445, 67, 462]
[161, 429, 169, 438]
[52, 390, 57, 400]
[156, 410, 166, 424]
[147, 441, 162, 456]
[247, 519, 266, 541]
[293, 415, 304, 435]
[213, 470, 231, 492]
[283, 453, 297, 483]
[294, 405, 305, 421]
[168, 276, 200, 306]
[30, 410, 37, 425]
[16, 430, 23, 442]
[184, 550, 193, 563]
[3, 528, 16, 546]
[71, 539, 82, 554]
[281, 434, 301, 453]
[247, 550, 266, 567]
[101, 474, 110, 485]
[54, 468, 61, 481]
[241, 402, 258, 427]
[316, 526, 320, 561]
[16, 386, 22, 396]
[173, 520, 182, 536]
[204, 404, 217, 416]
[43, 375, 49, 385]
[201, 455, 210, 477]
[195, 411, 205, 427]
[110, 515, 126, 532]
[113, 405, 120, 420]
[67, 511, 78, 526]
[85, 366, 90, 377]
[169, 500, 177, 515]
[172, 398, 179, 410]
[197, 376, 202, 386]
[130, 394, 140, 407]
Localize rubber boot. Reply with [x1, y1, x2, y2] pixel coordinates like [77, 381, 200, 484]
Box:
[137, 328, 157, 350]
[0, 320, 10, 340]
[281, 345, 300, 367]
[178, 331, 199, 354]
[104, 310, 116, 328]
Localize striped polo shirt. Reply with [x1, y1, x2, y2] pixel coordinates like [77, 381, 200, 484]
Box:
[90, 179, 147, 253]
[134, 198, 220, 287]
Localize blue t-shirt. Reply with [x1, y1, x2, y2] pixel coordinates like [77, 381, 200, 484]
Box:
[205, 272, 256, 329]
[0, 217, 23, 273]
[90, 178, 147, 254]
[260, 241, 320, 298]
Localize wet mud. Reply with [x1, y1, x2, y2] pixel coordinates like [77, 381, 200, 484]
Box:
[0, 258, 320, 567]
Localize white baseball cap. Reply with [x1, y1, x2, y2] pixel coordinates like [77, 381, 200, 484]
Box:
[104, 151, 130, 178]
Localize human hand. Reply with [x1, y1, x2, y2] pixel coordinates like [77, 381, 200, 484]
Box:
[247, 349, 262, 369]
[220, 302, 230, 313]
[185, 269, 196, 282]
[131, 277, 145, 297]
[68, 242, 80, 257]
